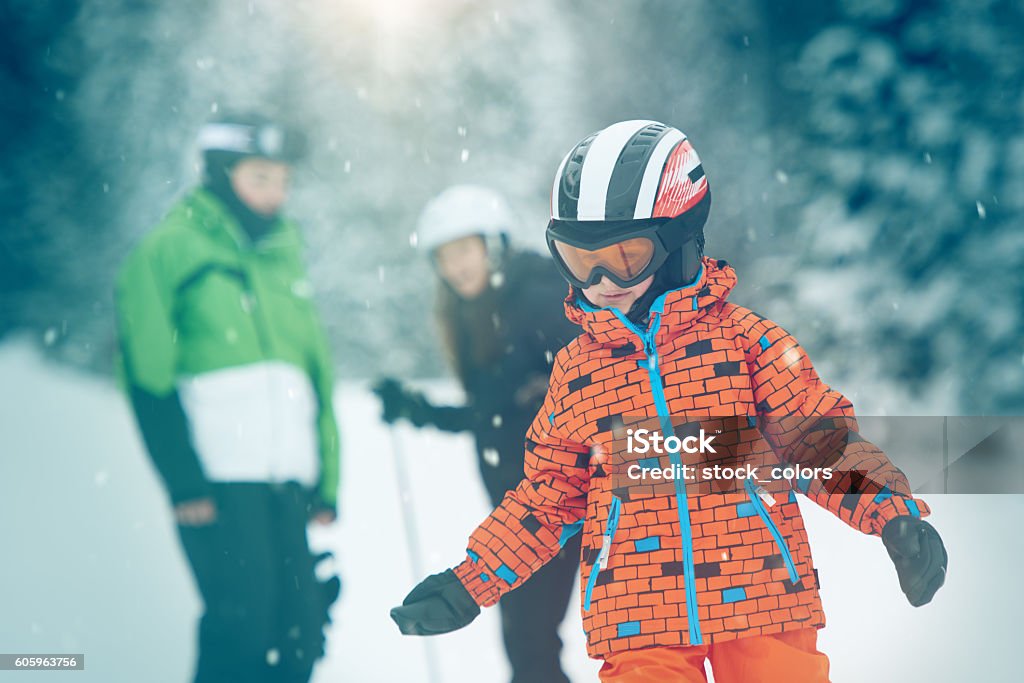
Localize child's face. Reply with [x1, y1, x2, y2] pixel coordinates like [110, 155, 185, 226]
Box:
[582, 275, 654, 311]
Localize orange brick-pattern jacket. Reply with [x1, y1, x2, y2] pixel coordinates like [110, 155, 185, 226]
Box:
[452, 258, 929, 659]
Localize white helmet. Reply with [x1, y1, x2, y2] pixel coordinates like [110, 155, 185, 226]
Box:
[415, 185, 515, 253]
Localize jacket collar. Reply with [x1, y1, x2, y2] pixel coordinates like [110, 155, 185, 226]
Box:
[564, 257, 738, 349]
[182, 188, 299, 252]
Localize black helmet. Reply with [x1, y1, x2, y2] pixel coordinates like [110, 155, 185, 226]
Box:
[198, 112, 308, 169]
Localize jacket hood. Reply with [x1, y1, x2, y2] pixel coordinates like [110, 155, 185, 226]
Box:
[563, 256, 738, 348]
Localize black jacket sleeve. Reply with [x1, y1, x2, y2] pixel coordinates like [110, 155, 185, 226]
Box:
[115, 245, 211, 504]
[126, 386, 212, 504]
[423, 403, 476, 433]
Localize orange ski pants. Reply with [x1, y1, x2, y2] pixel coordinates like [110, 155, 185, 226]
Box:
[598, 628, 830, 682]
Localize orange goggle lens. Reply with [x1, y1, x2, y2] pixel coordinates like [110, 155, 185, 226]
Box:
[552, 237, 656, 283]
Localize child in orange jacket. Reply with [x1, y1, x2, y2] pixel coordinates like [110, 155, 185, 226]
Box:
[391, 121, 948, 682]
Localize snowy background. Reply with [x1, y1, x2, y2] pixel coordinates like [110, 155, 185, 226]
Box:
[3, 0, 1021, 413]
[2, 0, 1023, 680]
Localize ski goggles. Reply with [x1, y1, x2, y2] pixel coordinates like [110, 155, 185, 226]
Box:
[547, 218, 689, 288]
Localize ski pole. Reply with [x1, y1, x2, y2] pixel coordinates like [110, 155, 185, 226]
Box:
[388, 426, 442, 683]
[942, 416, 949, 494]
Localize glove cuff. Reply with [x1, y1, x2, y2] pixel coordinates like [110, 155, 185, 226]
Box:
[866, 493, 931, 536]
[453, 556, 502, 608]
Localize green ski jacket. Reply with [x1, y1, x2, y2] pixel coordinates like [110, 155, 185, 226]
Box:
[115, 188, 340, 510]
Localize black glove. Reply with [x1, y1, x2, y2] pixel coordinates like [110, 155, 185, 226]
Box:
[313, 551, 342, 626]
[390, 569, 480, 636]
[372, 378, 433, 426]
[881, 516, 947, 607]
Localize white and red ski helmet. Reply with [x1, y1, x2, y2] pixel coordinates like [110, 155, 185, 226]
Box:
[547, 121, 711, 289]
[550, 120, 708, 222]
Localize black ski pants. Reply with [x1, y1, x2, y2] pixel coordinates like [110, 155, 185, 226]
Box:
[177, 482, 326, 683]
[498, 532, 581, 683]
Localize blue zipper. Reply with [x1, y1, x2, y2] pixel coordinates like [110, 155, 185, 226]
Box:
[583, 495, 621, 610]
[744, 479, 799, 584]
[609, 297, 703, 646]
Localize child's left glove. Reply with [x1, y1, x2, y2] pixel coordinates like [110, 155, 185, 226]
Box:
[881, 516, 948, 607]
[390, 569, 480, 635]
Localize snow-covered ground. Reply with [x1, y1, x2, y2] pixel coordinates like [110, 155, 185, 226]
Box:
[0, 339, 1019, 682]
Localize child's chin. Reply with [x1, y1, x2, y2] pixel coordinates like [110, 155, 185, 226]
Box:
[600, 296, 632, 309]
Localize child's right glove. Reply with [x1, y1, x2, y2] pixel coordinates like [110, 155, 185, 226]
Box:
[390, 569, 480, 636]
[881, 516, 947, 607]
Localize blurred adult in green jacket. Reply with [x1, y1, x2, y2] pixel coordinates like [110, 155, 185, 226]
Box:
[115, 113, 340, 683]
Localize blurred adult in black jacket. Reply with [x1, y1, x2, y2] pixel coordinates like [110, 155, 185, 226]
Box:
[374, 185, 581, 683]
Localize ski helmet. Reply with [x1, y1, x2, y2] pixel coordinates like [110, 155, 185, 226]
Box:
[546, 120, 710, 289]
[198, 112, 308, 174]
[416, 185, 515, 254]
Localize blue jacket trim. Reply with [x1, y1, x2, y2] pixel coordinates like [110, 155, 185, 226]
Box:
[559, 520, 584, 547]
